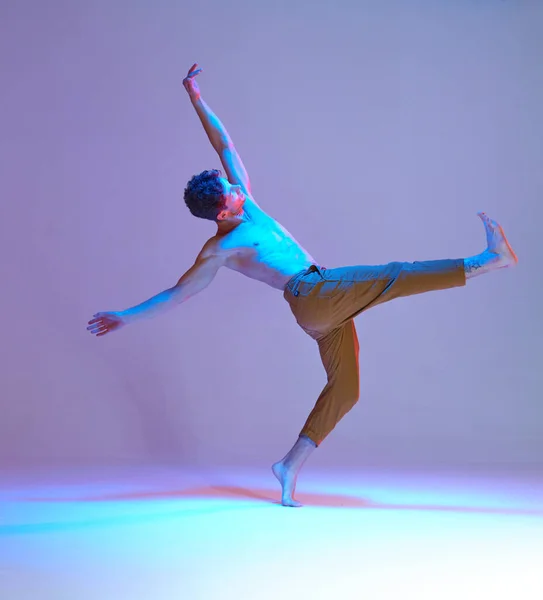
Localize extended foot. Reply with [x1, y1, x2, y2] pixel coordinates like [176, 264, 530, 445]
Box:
[478, 212, 518, 269]
[272, 461, 302, 507]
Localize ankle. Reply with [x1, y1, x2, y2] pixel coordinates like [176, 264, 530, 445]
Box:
[464, 250, 497, 279]
[299, 435, 317, 448]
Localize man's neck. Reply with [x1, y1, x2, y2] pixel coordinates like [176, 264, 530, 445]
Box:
[216, 213, 246, 234]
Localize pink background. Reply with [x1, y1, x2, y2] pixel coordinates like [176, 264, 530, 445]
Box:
[1, 0, 541, 471]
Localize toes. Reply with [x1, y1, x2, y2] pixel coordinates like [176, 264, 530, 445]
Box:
[478, 212, 497, 230]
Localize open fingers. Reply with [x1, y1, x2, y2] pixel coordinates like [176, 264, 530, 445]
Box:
[87, 314, 109, 334]
[187, 63, 202, 77]
[88, 324, 107, 334]
[88, 318, 107, 328]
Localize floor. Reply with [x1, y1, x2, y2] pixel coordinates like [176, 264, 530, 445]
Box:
[1, 465, 542, 600]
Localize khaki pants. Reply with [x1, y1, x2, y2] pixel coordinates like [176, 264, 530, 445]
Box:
[283, 259, 466, 446]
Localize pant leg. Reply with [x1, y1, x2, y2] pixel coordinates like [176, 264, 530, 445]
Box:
[300, 320, 360, 446]
[286, 258, 465, 338]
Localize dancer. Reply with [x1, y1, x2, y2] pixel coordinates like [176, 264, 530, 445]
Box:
[88, 64, 518, 507]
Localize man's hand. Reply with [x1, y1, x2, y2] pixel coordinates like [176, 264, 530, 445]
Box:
[87, 246, 222, 336]
[87, 311, 127, 337]
[183, 63, 202, 102]
[182, 64, 256, 202]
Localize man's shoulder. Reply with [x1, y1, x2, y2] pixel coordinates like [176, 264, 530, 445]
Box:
[195, 236, 228, 266]
[197, 229, 249, 259]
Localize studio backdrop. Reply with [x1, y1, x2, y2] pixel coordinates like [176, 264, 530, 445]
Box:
[0, 0, 541, 471]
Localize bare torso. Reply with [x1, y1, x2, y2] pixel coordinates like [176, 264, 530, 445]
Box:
[211, 203, 316, 290]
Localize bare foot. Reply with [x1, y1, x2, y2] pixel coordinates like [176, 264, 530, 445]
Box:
[477, 212, 518, 269]
[272, 461, 303, 507]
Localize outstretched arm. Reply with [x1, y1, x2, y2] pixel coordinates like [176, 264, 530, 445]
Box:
[88, 242, 224, 337]
[183, 64, 252, 196]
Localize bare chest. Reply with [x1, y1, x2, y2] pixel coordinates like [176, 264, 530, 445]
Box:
[221, 223, 294, 259]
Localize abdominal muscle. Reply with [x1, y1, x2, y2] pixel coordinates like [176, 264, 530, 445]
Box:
[219, 220, 317, 290]
[227, 254, 314, 290]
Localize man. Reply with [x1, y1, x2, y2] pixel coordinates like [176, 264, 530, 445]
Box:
[88, 64, 518, 507]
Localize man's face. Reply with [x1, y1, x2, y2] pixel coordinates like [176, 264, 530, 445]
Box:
[218, 178, 245, 220]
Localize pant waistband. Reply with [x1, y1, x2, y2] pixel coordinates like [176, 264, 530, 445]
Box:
[285, 264, 324, 297]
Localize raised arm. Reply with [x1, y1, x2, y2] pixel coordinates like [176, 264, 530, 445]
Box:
[183, 64, 252, 197]
[87, 241, 224, 337]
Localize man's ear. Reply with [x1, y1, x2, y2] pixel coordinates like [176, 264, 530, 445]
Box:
[217, 210, 227, 221]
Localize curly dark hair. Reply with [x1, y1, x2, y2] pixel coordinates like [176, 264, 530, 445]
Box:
[183, 169, 226, 221]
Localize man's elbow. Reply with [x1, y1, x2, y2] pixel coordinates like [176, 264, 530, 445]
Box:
[216, 141, 234, 156]
[170, 283, 187, 304]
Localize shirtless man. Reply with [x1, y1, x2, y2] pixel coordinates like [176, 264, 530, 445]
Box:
[88, 64, 518, 507]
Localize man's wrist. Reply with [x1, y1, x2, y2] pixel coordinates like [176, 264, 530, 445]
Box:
[119, 309, 136, 324]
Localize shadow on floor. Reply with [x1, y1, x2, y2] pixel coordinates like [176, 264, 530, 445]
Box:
[21, 484, 543, 516]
